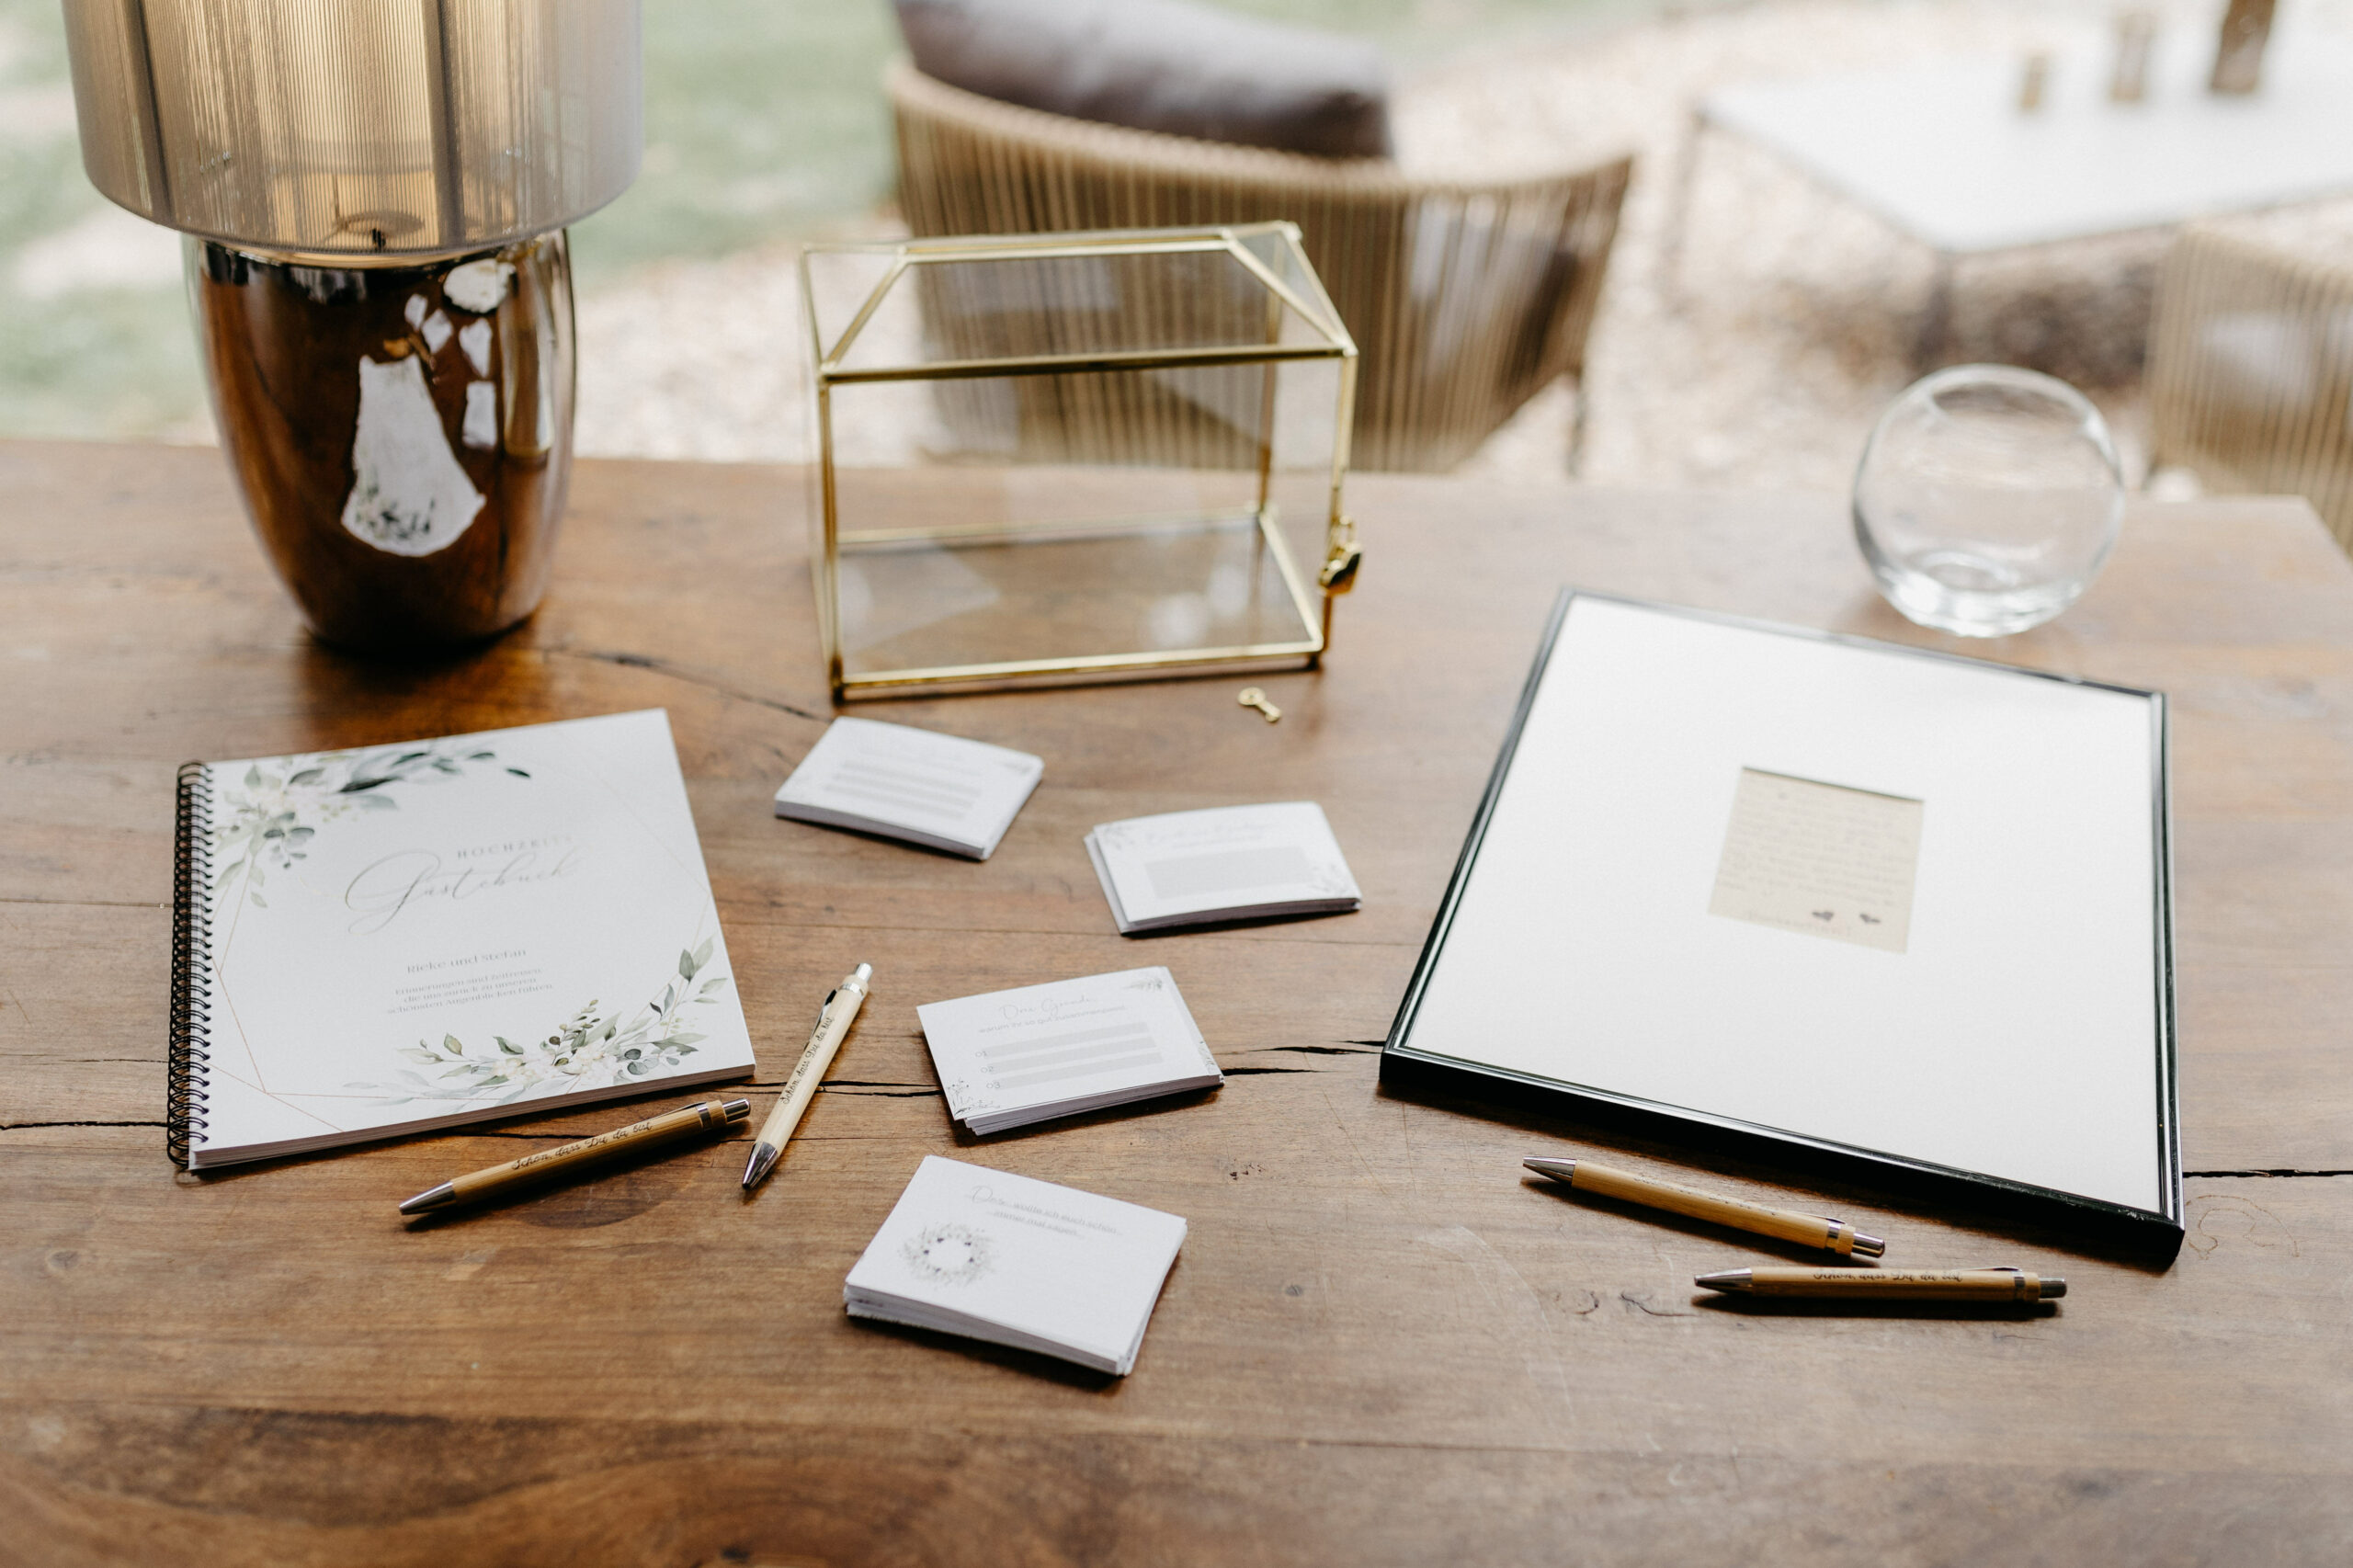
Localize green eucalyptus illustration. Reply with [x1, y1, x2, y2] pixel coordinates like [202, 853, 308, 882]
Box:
[210, 742, 528, 911]
[348, 937, 731, 1107]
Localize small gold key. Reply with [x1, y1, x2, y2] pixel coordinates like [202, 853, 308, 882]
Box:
[1237, 686, 1280, 722]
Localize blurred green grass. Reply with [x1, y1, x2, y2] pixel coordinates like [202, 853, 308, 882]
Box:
[0, 0, 1637, 442]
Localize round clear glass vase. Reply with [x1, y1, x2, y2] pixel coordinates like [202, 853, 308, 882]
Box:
[188, 233, 575, 652]
[1853, 365, 2123, 637]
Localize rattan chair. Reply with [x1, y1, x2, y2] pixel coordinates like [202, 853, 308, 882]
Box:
[2150, 220, 2353, 552]
[886, 59, 1632, 473]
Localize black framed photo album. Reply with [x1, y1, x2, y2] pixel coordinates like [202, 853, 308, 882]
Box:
[1384, 592, 2179, 1243]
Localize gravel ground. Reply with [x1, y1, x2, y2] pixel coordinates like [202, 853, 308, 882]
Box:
[576, 0, 2353, 494]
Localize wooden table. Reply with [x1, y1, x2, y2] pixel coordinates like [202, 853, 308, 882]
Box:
[5, 442, 2350, 1565]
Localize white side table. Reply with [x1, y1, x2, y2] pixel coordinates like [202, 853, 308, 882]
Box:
[1665, 36, 2353, 361]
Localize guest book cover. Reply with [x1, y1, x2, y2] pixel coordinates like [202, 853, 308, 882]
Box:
[168, 710, 756, 1169]
[1383, 592, 2181, 1243]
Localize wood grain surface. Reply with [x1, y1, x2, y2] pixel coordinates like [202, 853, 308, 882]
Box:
[3, 440, 2348, 1566]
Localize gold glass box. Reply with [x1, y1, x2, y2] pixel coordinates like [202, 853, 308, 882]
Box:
[800, 224, 1359, 699]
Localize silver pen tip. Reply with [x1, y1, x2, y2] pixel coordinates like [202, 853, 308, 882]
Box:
[719, 1098, 752, 1124]
[2040, 1277, 2067, 1299]
[741, 1142, 779, 1189]
[1522, 1157, 1577, 1182]
[398, 1181, 456, 1216]
[1693, 1269, 1753, 1291]
[1851, 1231, 1887, 1258]
[850, 962, 873, 986]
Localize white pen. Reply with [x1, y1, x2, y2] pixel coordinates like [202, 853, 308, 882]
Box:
[742, 962, 872, 1189]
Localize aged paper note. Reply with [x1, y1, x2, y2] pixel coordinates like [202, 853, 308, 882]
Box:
[1708, 767, 1925, 953]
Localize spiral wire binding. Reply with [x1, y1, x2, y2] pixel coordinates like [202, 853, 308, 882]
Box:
[167, 760, 213, 1168]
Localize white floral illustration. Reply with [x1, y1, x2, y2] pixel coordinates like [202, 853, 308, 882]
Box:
[347, 937, 731, 1108]
[209, 741, 525, 912]
[903, 1221, 995, 1285]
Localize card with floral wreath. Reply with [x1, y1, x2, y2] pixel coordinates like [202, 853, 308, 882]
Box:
[845, 1156, 1186, 1377]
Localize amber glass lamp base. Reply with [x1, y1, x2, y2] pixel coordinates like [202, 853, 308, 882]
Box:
[189, 233, 576, 653]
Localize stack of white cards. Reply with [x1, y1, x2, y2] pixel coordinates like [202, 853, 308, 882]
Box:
[917, 967, 1222, 1135]
[845, 1155, 1188, 1376]
[773, 717, 1042, 859]
[1085, 801, 1361, 933]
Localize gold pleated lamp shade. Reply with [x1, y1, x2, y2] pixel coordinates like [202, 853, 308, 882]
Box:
[62, 0, 641, 259]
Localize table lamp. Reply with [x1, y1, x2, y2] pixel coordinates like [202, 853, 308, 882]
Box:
[61, 1, 642, 652]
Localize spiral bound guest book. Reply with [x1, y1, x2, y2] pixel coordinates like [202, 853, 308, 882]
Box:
[168, 710, 757, 1170]
[1383, 592, 2182, 1244]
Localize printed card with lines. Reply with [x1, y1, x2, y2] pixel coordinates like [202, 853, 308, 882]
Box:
[1085, 801, 1361, 933]
[916, 967, 1223, 1135]
[772, 717, 1043, 859]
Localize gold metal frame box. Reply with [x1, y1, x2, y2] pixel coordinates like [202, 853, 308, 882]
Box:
[800, 223, 1360, 699]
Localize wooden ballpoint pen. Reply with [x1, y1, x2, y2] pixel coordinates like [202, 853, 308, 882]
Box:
[743, 962, 872, 1190]
[1696, 1267, 2066, 1302]
[399, 1098, 751, 1215]
[1525, 1156, 1885, 1258]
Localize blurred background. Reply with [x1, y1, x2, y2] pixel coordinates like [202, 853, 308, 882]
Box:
[7, 0, 2352, 492]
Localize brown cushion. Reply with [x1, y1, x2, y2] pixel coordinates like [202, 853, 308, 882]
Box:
[892, 0, 1393, 159]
